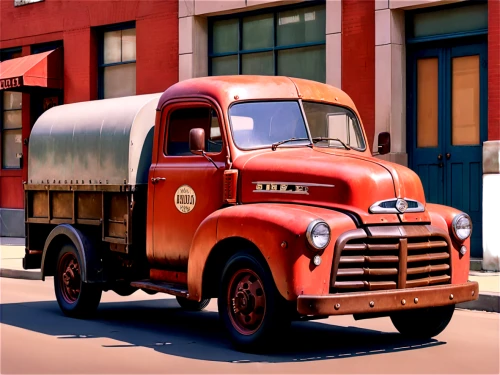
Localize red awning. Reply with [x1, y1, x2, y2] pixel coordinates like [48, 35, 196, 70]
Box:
[0, 48, 62, 91]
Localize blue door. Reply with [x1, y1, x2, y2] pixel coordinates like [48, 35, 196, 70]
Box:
[409, 42, 487, 257]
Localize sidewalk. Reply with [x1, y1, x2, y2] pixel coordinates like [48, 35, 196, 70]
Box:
[0, 237, 41, 280]
[1, 237, 499, 312]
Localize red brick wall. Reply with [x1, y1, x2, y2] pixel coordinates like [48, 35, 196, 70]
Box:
[0, 0, 179, 209]
[489, 0, 500, 141]
[0, 177, 23, 209]
[341, 0, 376, 150]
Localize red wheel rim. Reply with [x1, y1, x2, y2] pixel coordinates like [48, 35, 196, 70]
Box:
[58, 252, 81, 304]
[227, 269, 266, 335]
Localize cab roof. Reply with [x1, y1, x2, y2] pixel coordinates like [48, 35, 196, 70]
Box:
[157, 75, 358, 113]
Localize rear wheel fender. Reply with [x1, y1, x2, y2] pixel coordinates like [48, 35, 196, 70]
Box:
[41, 224, 104, 283]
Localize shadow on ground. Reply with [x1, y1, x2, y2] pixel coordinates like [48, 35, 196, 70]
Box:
[0, 298, 443, 363]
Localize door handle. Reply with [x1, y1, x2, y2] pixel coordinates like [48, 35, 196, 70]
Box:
[151, 177, 166, 184]
[446, 153, 451, 159]
[437, 154, 443, 160]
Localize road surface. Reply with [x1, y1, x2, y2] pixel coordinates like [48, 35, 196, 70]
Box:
[1, 277, 498, 374]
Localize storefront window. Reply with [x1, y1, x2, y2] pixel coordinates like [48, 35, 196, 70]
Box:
[209, 3, 326, 83]
[100, 26, 136, 99]
[1, 91, 23, 169]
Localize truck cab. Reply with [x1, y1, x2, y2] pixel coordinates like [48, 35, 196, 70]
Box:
[23, 76, 478, 352]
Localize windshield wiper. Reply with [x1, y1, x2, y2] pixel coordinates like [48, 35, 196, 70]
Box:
[312, 137, 351, 150]
[271, 138, 311, 151]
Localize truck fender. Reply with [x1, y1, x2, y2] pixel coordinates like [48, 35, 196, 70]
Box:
[187, 204, 356, 301]
[426, 203, 471, 284]
[40, 224, 104, 283]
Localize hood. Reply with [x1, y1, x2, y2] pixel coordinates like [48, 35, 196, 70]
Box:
[233, 147, 429, 225]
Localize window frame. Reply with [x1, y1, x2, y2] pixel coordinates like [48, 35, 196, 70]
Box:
[208, 0, 326, 79]
[0, 47, 23, 170]
[163, 102, 226, 158]
[98, 22, 137, 99]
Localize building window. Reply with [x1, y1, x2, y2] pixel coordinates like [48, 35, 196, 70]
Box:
[1, 48, 23, 169]
[209, 3, 326, 83]
[1, 91, 23, 169]
[100, 25, 136, 99]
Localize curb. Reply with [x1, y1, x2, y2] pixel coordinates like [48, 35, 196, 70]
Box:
[457, 292, 500, 313]
[0, 268, 41, 280]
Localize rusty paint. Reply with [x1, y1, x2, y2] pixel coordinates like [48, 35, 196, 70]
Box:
[297, 281, 479, 316]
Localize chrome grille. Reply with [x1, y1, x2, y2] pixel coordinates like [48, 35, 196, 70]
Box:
[332, 235, 451, 293]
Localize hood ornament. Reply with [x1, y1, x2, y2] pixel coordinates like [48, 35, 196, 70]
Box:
[369, 198, 424, 214]
[395, 198, 408, 213]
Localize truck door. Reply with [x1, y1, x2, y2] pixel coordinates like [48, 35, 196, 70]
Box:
[151, 101, 226, 269]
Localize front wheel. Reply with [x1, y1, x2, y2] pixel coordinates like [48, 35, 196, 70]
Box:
[176, 296, 211, 311]
[218, 252, 291, 353]
[54, 244, 102, 318]
[390, 304, 455, 338]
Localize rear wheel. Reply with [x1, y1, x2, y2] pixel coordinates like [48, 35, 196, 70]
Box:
[390, 304, 455, 338]
[54, 244, 102, 318]
[218, 252, 290, 353]
[176, 296, 211, 311]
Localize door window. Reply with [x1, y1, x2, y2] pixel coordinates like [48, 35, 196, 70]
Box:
[165, 107, 223, 156]
[452, 55, 480, 146]
[416, 58, 439, 148]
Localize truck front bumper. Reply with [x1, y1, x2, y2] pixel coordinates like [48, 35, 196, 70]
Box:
[297, 281, 479, 316]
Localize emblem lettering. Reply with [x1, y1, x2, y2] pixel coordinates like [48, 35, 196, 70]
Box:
[174, 185, 196, 213]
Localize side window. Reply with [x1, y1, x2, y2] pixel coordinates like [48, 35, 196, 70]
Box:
[165, 107, 223, 156]
[208, 109, 223, 153]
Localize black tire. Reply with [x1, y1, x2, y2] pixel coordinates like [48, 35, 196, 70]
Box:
[218, 252, 291, 353]
[176, 296, 211, 311]
[54, 244, 102, 318]
[390, 304, 455, 338]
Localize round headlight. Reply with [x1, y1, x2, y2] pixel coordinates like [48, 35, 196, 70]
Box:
[452, 213, 472, 241]
[306, 220, 331, 250]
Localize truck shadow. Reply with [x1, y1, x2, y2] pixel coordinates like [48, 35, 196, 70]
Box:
[0, 297, 444, 363]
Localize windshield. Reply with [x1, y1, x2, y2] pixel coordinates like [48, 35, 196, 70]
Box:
[229, 101, 310, 149]
[228, 100, 366, 151]
[303, 101, 366, 150]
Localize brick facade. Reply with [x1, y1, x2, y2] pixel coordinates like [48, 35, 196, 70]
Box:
[0, 0, 179, 211]
[341, 0, 376, 148]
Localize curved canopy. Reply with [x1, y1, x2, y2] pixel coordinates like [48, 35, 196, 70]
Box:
[28, 93, 162, 186]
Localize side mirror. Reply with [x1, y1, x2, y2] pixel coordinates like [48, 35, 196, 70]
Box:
[377, 132, 391, 155]
[189, 128, 205, 155]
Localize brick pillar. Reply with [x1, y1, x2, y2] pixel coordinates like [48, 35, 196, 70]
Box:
[341, 0, 375, 150]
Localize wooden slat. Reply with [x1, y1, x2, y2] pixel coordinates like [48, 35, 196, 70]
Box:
[407, 252, 449, 263]
[337, 268, 398, 277]
[367, 243, 399, 250]
[406, 274, 451, 288]
[398, 238, 408, 289]
[407, 264, 450, 275]
[407, 241, 448, 250]
[334, 280, 397, 290]
[343, 243, 367, 251]
[340, 255, 400, 263]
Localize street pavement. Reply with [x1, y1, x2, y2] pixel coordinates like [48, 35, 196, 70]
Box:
[1, 277, 499, 374]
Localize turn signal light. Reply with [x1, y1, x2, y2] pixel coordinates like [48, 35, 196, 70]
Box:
[223, 169, 238, 204]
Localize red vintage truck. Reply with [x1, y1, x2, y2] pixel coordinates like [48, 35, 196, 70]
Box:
[23, 76, 478, 352]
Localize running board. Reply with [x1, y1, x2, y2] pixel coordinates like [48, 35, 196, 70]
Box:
[130, 280, 189, 298]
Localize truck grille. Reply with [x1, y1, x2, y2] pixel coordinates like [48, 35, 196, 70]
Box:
[331, 233, 451, 293]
